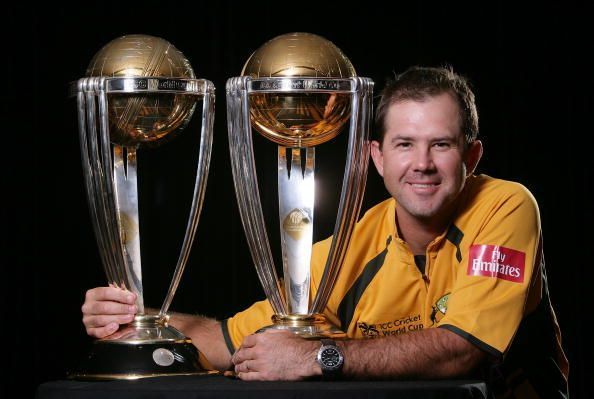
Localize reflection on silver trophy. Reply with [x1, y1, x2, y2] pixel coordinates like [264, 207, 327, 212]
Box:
[70, 34, 214, 379]
[226, 32, 373, 338]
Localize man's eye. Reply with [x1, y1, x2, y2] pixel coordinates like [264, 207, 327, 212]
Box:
[433, 142, 450, 149]
[396, 142, 411, 148]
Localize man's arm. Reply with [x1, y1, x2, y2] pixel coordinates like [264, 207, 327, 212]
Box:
[232, 328, 486, 380]
[168, 312, 232, 370]
[82, 286, 232, 371]
[340, 327, 486, 379]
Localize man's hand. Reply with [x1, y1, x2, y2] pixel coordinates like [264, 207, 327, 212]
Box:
[81, 285, 137, 338]
[232, 330, 322, 381]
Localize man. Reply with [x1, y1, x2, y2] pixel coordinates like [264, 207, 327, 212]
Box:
[82, 66, 568, 397]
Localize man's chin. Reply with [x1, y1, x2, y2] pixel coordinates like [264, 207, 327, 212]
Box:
[398, 197, 448, 220]
[410, 210, 439, 220]
[398, 203, 439, 220]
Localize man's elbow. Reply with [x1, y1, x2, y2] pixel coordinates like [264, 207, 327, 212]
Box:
[441, 335, 489, 378]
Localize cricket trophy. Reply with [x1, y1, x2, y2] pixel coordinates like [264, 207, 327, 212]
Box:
[71, 34, 215, 379]
[226, 32, 373, 338]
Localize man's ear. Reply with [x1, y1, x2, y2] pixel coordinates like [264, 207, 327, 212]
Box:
[464, 140, 483, 176]
[370, 140, 384, 177]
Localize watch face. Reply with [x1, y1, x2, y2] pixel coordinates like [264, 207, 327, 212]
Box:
[321, 347, 342, 369]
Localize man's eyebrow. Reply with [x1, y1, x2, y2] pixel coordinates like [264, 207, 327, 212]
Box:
[389, 135, 457, 143]
[431, 136, 458, 142]
[389, 135, 412, 143]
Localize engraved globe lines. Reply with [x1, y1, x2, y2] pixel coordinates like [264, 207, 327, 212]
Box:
[242, 32, 356, 147]
[87, 34, 196, 147]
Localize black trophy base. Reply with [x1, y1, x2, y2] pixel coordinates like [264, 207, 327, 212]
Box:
[70, 340, 215, 380]
[69, 316, 216, 380]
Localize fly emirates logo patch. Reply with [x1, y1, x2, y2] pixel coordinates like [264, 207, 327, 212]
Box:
[467, 245, 525, 283]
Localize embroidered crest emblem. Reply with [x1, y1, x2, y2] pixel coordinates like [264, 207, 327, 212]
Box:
[430, 293, 450, 325]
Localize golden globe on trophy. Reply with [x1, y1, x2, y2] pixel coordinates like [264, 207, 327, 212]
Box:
[226, 32, 373, 337]
[70, 34, 215, 379]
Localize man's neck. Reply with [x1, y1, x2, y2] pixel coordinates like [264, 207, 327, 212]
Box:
[395, 208, 451, 256]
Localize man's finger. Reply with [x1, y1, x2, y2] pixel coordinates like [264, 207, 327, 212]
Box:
[83, 313, 135, 329]
[237, 371, 267, 381]
[86, 287, 136, 304]
[232, 346, 254, 365]
[240, 333, 259, 348]
[82, 300, 137, 316]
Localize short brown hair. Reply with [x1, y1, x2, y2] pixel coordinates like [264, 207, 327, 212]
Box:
[375, 66, 479, 147]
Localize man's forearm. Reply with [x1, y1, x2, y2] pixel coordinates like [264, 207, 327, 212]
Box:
[340, 327, 486, 379]
[168, 312, 232, 371]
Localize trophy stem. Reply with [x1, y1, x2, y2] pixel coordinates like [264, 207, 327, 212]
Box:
[311, 77, 373, 314]
[79, 79, 128, 289]
[278, 147, 315, 315]
[160, 89, 215, 317]
[77, 84, 117, 285]
[96, 80, 133, 289]
[226, 77, 287, 315]
[113, 145, 144, 312]
[227, 76, 373, 328]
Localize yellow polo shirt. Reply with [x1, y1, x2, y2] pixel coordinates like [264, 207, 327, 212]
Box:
[221, 174, 567, 397]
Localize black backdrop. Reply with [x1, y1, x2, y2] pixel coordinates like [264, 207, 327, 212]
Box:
[4, 2, 592, 398]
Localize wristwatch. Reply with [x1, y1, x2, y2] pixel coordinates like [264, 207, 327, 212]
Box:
[316, 339, 344, 379]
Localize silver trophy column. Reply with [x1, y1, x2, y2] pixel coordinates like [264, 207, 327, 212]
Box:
[226, 33, 373, 337]
[71, 34, 215, 380]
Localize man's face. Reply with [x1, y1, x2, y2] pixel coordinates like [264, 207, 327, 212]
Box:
[371, 93, 482, 224]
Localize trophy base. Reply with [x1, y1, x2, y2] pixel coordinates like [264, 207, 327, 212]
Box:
[257, 314, 346, 339]
[69, 314, 217, 380]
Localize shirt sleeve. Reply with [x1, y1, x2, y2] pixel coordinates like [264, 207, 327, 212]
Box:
[223, 238, 336, 354]
[222, 299, 274, 354]
[438, 183, 541, 357]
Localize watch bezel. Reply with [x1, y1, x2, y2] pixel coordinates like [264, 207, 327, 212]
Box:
[316, 339, 344, 373]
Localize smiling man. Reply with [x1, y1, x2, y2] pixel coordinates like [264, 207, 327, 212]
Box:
[82, 67, 569, 398]
[371, 89, 483, 255]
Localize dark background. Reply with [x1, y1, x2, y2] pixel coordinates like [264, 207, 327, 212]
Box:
[4, 2, 591, 398]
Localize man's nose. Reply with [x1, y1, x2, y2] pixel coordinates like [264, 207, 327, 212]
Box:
[412, 148, 435, 172]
